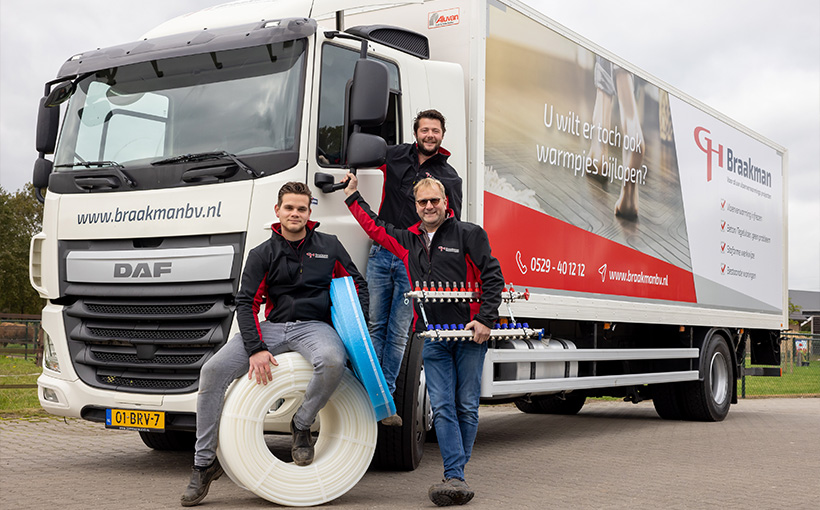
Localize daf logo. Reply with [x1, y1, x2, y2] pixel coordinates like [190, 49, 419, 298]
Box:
[114, 262, 172, 278]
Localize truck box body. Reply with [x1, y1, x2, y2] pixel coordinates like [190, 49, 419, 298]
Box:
[30, 0, 785, 461]
[343, 0, 787, 331]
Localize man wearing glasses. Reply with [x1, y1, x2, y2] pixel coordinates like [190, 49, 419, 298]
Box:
[343, 174, 503, 507]
[367, 110, 462, 427]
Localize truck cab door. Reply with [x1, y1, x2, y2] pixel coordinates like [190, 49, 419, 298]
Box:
[308, 36, 402, 267]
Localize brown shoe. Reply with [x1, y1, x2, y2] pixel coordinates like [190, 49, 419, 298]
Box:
[380, 413, 403, 427]
[180, 460, 224, 507]
[291, 418, 315, 466]
[428, 478, 474, 506]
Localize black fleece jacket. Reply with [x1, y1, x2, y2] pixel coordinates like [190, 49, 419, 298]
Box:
[346, 191, 503, 332]
[235, 221, 368, 356]
[378, 143, 463, 228]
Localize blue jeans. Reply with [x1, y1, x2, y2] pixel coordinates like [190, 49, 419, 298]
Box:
[366, 244, 413, 395]
[193, 320, 347, 467]
[423, 337, 488, 481]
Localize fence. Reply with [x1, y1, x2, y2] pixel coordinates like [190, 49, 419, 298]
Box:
[0, 315, 43, 365]
[740, 332, 820, 398]
[1, 320, 816, 397]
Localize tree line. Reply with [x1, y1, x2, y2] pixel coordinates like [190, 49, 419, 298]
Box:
[0, 184, 44, 315]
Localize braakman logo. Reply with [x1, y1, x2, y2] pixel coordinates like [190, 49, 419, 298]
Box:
[694, 126, 771, 188]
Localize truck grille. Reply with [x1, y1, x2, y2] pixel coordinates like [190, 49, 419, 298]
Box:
[87, 327, 210, 341]
[97, 374, 198, 390]
[91, 350, 204, 365]
[59, 234, 243, 395]
[65, 295, 234, 394]
[86, 303, 214, 315]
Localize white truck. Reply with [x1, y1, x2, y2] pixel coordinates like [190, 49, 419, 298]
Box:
[31, 0, 786, 472]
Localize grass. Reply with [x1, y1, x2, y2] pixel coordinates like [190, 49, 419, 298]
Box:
[0, 355, 50, 419]
[741, 356, 820, 397]
[0, 352, 816, 419]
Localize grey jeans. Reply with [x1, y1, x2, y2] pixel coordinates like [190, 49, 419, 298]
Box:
[193, 320, 347, 467]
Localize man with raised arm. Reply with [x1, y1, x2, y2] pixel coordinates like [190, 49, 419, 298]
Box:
[367, 109, 462, 427]
[344, 174, 502, 507]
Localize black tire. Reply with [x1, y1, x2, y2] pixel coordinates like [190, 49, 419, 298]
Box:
[373, 334, 428, 470]
[680, 334, 733, 422]
[514, 398, 544, 414]
[138, 430, 196, 451]
[514, 393, 586, 415]
[651, 383, 685, 420]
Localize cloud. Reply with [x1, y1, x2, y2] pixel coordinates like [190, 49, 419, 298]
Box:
[0, 0, 225, 192]
[2, 0, 817, 290]
[525, 0, 820, 291]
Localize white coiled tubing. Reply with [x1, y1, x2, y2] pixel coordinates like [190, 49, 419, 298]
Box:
[216, 352, 377, 506]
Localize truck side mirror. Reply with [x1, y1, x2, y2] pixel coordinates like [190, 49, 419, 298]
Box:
[36, 96, 60, 154]
[349, 59, 389, 127]
[33, 157, 53, 203]
[347, 132, 386, 169]
[44, 81, 75, 108]
[33, 157, 53, 188]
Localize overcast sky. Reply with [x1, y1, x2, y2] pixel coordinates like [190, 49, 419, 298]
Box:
[1, 0, 818, 291]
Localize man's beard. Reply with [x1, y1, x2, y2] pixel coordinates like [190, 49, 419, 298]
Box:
[417, 139, 440, 157]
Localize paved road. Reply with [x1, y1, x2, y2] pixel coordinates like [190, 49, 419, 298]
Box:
[2, 399, 818, 509]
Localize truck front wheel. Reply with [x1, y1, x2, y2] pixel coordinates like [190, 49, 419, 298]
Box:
[680, 333, 733, 421]
[139, 430, 196, 451]
[373, 334, 428, 470]
[514, 392, 586, 415]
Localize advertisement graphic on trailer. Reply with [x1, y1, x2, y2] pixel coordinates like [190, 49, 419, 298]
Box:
[483, 6, 782, 313]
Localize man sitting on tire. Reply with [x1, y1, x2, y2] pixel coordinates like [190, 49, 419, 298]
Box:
[344, 174, 503, 507]
[181, 181, 368, 507]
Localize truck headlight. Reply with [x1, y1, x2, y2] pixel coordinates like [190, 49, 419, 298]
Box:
[42, 387, 59, 402]
[42, 331, 60, 373]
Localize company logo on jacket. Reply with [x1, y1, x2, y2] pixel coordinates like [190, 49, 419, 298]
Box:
[438, 246, 460, 254]
[306, 252, 329, 259]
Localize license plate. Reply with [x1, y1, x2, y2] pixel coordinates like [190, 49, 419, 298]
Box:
[105, 408, 165, 432]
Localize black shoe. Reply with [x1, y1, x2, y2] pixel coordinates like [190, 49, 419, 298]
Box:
[428, 478, 475, 506]
[290, 418, 315, 466]
[180, 460, 224, 507]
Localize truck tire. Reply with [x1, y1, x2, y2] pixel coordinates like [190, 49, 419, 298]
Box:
[680, 333, 733, 422]
[514, 393, 586, 415]
[138, 430, 196, 451]
[651, 383, 685, 420]
[373, 334, 428, 470]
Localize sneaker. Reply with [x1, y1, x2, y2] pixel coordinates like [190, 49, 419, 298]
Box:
[180, 460, 224, 507]
[380, 413, 403, 427]
[290, 418, 315, 466]
[449, 479, 475, 505]
[428, 478, 475, 506]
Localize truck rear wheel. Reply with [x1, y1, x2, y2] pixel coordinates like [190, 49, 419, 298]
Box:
[514, 393, 586, 415]
[651, 383, 685, 420]
[373, 334, 428, 470]
[680, 334, 733, 421]
[138, 430, 196, 451]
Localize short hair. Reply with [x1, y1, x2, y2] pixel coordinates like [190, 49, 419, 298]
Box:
[413, 177, 446, 199]
[277, 181, 312, 206]
[413, 109, 446, 134]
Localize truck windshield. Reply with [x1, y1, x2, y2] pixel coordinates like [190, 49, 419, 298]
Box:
[54, 39, 306, 177]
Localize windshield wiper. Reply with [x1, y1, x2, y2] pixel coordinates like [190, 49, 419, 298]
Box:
[55, 160, 123, 169]
[152, 151, 263, 177]
[54, 160, 137, 187]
